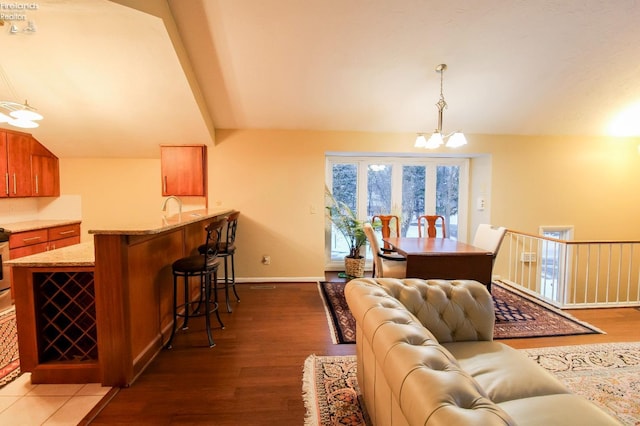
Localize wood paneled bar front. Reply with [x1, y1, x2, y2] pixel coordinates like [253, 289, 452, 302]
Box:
[9, 208, 233, 387]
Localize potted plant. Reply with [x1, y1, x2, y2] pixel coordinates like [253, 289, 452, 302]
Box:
[325, 187, 367, 277]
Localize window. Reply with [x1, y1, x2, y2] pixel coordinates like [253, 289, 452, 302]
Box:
[326, 155, 469, 268]
[539, 226, 574, 300]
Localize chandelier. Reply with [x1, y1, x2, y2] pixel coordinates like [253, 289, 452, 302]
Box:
[0, 100, 43, 129]
[415, 64, 467, 149]
[0, 61, 43, 129]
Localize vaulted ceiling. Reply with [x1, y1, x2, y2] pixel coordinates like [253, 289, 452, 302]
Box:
[2, 0, 640, 158]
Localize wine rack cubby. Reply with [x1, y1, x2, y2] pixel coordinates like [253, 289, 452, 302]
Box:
[34, 271, 98, 363]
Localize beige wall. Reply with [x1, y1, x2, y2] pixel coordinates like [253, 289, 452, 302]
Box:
[58, 130, 640, 281]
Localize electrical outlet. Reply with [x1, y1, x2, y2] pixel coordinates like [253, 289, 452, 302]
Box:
[262, 255, 271, 265]
[520, 252, 537, 262]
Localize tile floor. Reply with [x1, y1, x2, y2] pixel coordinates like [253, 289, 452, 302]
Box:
[0, 373, 110, 425]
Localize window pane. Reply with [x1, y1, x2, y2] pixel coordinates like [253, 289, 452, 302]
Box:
[330, 163, 358, 260]
[367, 164, 392, 217]
[436, 165, 460, 239]
[402, 165, 425, 237]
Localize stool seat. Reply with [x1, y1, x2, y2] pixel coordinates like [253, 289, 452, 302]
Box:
[173, 255, 222, 272]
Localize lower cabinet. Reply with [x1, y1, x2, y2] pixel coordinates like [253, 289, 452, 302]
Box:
[9, 223, 81, 259]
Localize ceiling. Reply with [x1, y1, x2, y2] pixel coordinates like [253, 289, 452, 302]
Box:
[2, 0, 640, 158]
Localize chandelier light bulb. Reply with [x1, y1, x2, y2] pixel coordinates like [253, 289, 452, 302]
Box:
[445, 132, 468, 148]
[8, 118, 39, 128]
[425, 132, 444, 149]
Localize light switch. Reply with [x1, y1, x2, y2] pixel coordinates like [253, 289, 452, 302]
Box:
[477, 197, 486, 211]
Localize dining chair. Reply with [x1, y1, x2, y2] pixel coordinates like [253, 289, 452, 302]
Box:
[363, 223, 406, 278]
[472, 224, 507, 291]
[472, 224, 507, 257]
[371, 214, 400, 252]
[417, 215, 447, 238]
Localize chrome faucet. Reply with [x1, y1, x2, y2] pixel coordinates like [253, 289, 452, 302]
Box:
[161, 195, 182, 217]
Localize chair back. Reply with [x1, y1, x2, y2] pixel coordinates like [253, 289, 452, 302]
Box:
[417, 215, 446, 238]
[472, 224, 507, 256]
[224, 211, 240, 249]
[363, 223, 383, 277]
[203, 219, 225, 268]
[371, 215, 400, 250]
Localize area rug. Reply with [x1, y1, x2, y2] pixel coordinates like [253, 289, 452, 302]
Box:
[318, 281, 602, 344]
[521, 342, 640, 425]
[302, 354, 368, 426]
[0, 306, 20, 388]
[303, 342, 640, 426]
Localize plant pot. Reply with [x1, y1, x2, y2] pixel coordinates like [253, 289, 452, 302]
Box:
[345, 256, 365, 278]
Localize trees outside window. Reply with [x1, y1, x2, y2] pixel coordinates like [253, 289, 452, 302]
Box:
[326, 156, 469, 268]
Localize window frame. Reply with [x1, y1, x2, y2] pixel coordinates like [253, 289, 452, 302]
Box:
[325, 154, 469, 270]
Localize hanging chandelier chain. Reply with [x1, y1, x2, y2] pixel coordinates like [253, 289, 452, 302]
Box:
[436, 64, 448, 113]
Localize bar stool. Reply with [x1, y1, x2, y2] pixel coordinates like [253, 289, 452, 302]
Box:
[165, 219, 225, 348]
[199, 211, 240, 312]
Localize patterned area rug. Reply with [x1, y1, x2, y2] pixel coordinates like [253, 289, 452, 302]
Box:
[303, 342, 640, 426]
[522, 342, 640, 425]
[318, 281, 602, 344]
[0, 307, 20, 388]
[302, 354, 368, 426]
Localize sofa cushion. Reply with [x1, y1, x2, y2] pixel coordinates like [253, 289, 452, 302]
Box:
[498, 394, 620, 426]
[383, 342, 516, 425]
[443, 341, 569, 403]
[375, 278, 495, 343]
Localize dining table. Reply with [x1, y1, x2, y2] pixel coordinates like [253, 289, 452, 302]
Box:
[383, 237, 494, 288]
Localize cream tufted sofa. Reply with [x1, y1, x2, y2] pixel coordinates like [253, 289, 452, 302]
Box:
[344, 278, 620, 426]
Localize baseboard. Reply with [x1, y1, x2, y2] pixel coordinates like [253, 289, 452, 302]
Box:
[235, 276, 325, 283]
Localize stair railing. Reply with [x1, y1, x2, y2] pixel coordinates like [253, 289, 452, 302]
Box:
[495, 230, 640, 308]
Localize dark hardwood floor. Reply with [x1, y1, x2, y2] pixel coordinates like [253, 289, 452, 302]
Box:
[87, 278, 640, 425]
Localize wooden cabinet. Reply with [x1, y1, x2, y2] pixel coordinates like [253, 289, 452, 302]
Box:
[9, 223, 81, 259]
[160, 145, 207, 197]
[30, 138, 60, 197]
[0, 132, 6, 197]
[47, 223, 81, 250]
[2, 129, 32, 197]
[9, 228, 48, 258]
[0, 128, 60, 198]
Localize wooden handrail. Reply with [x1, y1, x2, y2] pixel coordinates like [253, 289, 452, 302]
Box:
[507, 229, 640, 245]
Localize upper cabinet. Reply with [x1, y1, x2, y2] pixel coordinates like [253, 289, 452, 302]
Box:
[0, 128, 60, 198]
[160, 144, 207, 197]
[31, 139, 60, 197]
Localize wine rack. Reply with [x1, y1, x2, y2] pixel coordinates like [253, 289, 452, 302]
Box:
[35, 271, 98, 363]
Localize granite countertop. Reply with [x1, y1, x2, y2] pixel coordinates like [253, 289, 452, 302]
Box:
[1, 219, 82, 233]
[88, 207, 234, 236]
[5, 242, 95, 267]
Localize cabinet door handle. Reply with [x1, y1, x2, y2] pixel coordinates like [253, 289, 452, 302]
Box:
[163, 176, 167, 193]
[23, 236, 42, 243]
[59, 230, 75, 235]
[35, 174, 39, 194]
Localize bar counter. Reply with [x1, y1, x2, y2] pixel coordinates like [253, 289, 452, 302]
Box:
[9, 208, 233, 386]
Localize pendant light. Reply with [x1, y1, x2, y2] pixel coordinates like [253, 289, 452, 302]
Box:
[415, 64, 467, 149]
